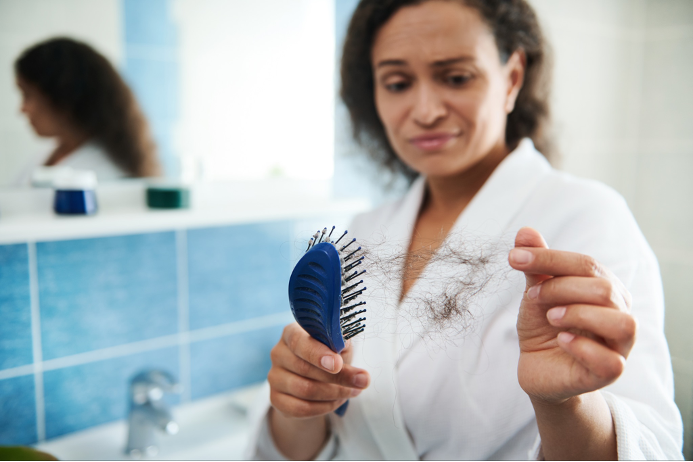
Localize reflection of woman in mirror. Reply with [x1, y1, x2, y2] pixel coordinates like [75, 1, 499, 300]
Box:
[12, 37, 160, 185]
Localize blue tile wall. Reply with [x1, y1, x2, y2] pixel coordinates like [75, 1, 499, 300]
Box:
[43, 347, 179, 439]
[190, 325, 283, 400]
[0, 216, 309, 444]
[124, 58, 178, 122]
[37, 233, 178, 360]
[0, 375, 37, 445]
[0, 244, 33, 370]
[187, 222, 293, 330]
[123, 0, 176, 46]
[122, 0, 179, 177]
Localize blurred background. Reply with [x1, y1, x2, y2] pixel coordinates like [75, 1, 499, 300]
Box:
[0, 0, 691, 459]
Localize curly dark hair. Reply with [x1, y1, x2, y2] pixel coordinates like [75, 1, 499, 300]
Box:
[340, 0, 553, 181]
[15, 37, 160, 177]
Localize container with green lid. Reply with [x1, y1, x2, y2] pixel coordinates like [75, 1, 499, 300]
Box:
[146, 185, 190, 209]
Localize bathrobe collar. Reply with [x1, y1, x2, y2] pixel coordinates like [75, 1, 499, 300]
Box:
[354, 139, 552, 460]
[351, 173, 425, 460]
[396, 138, 552, 355]
[448, 138, 552, 237]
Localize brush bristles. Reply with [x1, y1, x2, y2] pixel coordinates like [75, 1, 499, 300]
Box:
[338, 232, 366, 340]
[305, 226, 367, 341]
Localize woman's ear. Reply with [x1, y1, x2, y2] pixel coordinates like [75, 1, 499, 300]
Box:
[504, 49, 526, 114]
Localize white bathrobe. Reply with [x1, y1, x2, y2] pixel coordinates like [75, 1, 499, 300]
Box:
[12, 141, 127, 187]
[245, 139, 683, 460]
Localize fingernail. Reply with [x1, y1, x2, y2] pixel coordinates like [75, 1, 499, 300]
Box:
[353, 373, 368, 388]
[321, 356, 335, 371]
[511, 249, 533, 265]
[547, 306, 566, 321]
[350, 388, 362, 397]
[558, 331, 575, 343]
[527, 284, 541, 299]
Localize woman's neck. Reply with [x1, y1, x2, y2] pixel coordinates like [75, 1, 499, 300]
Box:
[400, 142, 511, 302]
[45, 132, 88, 166]
[423, 142, 510, 218]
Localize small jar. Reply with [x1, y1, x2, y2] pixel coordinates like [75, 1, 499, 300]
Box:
[53, 170, 98, 215]
[146, 180, 190, 209]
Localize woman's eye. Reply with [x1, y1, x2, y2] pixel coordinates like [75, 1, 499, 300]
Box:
[445, 74, 471, 87]
[385, 81, 410, 93]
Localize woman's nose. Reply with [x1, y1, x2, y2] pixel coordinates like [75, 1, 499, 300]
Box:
[411, 83, 447, 127]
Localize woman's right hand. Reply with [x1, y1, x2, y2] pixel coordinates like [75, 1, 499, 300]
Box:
[267, 323, 371, 459]
[268, 322, 370, 419]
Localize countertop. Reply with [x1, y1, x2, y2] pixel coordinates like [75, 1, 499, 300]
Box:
[0, 180, 371, 244]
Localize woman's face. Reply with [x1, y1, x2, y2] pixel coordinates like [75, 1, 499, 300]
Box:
[16, 77, 65, 138]
[372, 0, 525, 178]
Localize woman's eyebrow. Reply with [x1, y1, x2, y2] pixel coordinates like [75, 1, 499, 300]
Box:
[376, 59, 407, 68]
[431, 56, 474, 67]
[376, 56, 474, 69]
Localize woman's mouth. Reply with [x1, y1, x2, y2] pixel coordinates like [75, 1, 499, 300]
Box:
[409, 133, 459, 152]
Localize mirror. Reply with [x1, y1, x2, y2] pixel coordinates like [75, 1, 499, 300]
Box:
[0, 0, 335, 187]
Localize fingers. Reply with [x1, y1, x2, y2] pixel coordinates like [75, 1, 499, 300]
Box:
[513, 227, 551, 287]
[341, 339, 354, 365]
[547, 305, 637, 357]
[268, 323, 370, 419]
[510, 247, 606, 279]
[514, 226, 548, 249]
[270, 389, 348, 419]
[526, 276, 627, 311]
[271, 338, 369, 388]
[282, 323, 343, 373]
[556, 331, 626, 385]
[510, 239, 632, 311]
[268, 367, 361, 402]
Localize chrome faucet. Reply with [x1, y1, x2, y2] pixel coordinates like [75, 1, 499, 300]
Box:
[125, 370, 182, 458]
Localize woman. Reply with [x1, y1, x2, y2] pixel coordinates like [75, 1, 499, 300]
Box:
[13, 37, 159, 185]
[247, 0, 682, 459]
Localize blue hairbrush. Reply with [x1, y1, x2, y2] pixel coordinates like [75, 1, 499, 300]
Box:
[288, 226, 367, 416]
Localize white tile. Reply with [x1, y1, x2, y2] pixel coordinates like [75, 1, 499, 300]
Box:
[639, 34, 693, 140]
[661, 259, 693, 359]
[531, 0, 645, 29]
[672, 357, 693, 459]
[546, 31, 641, 142]
[645, 0, 693, 28]
[635, 150, 693, 252]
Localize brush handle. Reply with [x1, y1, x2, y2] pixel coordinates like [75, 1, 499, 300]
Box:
[289, 241, 364, 418]
[335, 400, 349, 416]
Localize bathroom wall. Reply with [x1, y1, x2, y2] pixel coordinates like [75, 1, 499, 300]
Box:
[171, 0, 335, 182]
[530, 0, 693, 456]
[0, 219, 338, 445]
[636, 1, 693, 457]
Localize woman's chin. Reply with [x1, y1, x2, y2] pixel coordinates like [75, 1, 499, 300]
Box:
[31, 126, 57, 138]
[408, 157, 475, 179]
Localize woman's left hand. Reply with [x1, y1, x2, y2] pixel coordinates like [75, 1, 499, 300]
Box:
[509, 227, 637, 405]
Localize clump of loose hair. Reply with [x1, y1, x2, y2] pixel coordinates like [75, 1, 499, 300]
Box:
[15, 37, 160, 177]
[340, 0, 554, 183]
[356, 232, 516, 339]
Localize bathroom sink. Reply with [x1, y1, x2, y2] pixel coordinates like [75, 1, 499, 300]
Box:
[36, 384, 264, 460]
